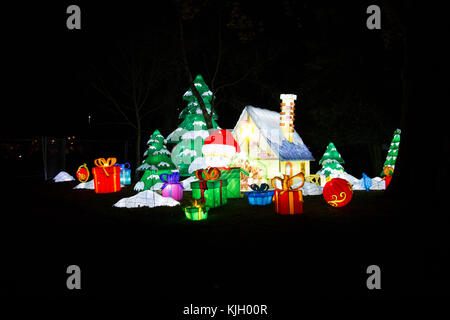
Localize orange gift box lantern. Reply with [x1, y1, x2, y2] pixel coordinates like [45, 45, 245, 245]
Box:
[92, 158, 121, 194]
[271, 169, 305, 215]
[323, 178, 353, 207]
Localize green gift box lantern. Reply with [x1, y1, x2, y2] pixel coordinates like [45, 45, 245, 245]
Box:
[219, 167, 249, 198]
[191, 168, 228, 208]
[184, 201, 209, 221]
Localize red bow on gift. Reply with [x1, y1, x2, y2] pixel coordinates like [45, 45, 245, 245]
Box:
[195, 167, 221, 182]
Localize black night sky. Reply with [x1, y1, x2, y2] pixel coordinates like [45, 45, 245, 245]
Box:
[5, 0, 410, 178]
[4, 0, 449, 303]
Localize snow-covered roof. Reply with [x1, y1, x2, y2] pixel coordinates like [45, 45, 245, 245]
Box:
[233, 106, 315, 161]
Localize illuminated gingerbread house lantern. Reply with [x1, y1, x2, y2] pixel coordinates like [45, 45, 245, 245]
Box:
[232, 94, 315, 183]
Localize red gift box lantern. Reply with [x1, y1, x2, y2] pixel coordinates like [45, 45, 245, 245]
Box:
[323, 178, 353, 207]
[271, 171, 305, 215]
[76, 163, 90, 183]
[92, 158, 121, 194]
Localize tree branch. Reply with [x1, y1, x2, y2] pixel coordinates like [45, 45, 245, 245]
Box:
[176, 1, 213, 129]
[90, 81, 137, 129]
[214, 64, 258, 93]
[141, 104, 165, 120]
[211, 10, 222, 89]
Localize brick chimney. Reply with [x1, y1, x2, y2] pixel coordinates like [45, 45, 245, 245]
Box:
[279, 94, 297, 143]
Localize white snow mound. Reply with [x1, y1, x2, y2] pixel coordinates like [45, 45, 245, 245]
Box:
[113, 190, 180, 208]
[74, 180, 95, 190]
[340, 172, 360, 186]
[352, 183, 365, 191]
[53, 171, 75, 182]
[301, 181, 323, 196]
[370, 177, 386, 190]
[181, 176, 197, 191]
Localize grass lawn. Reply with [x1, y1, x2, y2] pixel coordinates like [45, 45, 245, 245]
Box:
[9, 180, 446, 299]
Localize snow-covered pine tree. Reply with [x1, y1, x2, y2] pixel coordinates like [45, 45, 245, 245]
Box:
[134, 129, 178, 191]
[317, 142, 345, 178]
[167, 74, 220, 176]
[381, 128, 401, 176]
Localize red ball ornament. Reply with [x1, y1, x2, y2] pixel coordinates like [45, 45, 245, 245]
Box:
[323, 178, 353, 207]
[76, 163, 90, 183]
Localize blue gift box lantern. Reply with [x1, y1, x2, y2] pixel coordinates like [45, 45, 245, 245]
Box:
[246, 183, 274, 206]
[118, 163, 131, 185]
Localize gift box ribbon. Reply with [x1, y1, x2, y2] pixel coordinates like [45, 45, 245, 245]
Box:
[271, 172, 305, 199]
[195, 168, 223, 205]
[249, 183, 269, 192]
[195, 167, 221, 182]
[94, 157, 117, 177]
[160, 172, 184, 190]
[118, 163, 130, 171]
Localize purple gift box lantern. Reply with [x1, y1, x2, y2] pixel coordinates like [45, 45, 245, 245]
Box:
[160, 172, 184, 201]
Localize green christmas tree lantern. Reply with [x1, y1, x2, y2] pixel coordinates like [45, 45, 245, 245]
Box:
[381, 129, 401, 176]
[381, 129, 401, 188]
[317, 142, 345, 186]
[134, 129, 178, 191]
[167, 75, 220, 176]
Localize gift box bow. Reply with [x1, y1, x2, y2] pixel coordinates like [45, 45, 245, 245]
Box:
[118, 163, 130, 171]
[160, 172, 183, 190]
[195, 167, 222, 185]
[94, 157, 117, 177]
[271, 172, 305, 197]
[249, 183, 270, 192]
[194, 168, 223, 204]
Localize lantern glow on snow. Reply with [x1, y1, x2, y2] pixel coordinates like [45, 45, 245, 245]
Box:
[323, 178, 353, 207]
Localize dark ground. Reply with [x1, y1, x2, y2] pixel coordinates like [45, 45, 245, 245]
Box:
[5, 178, 447, 308]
